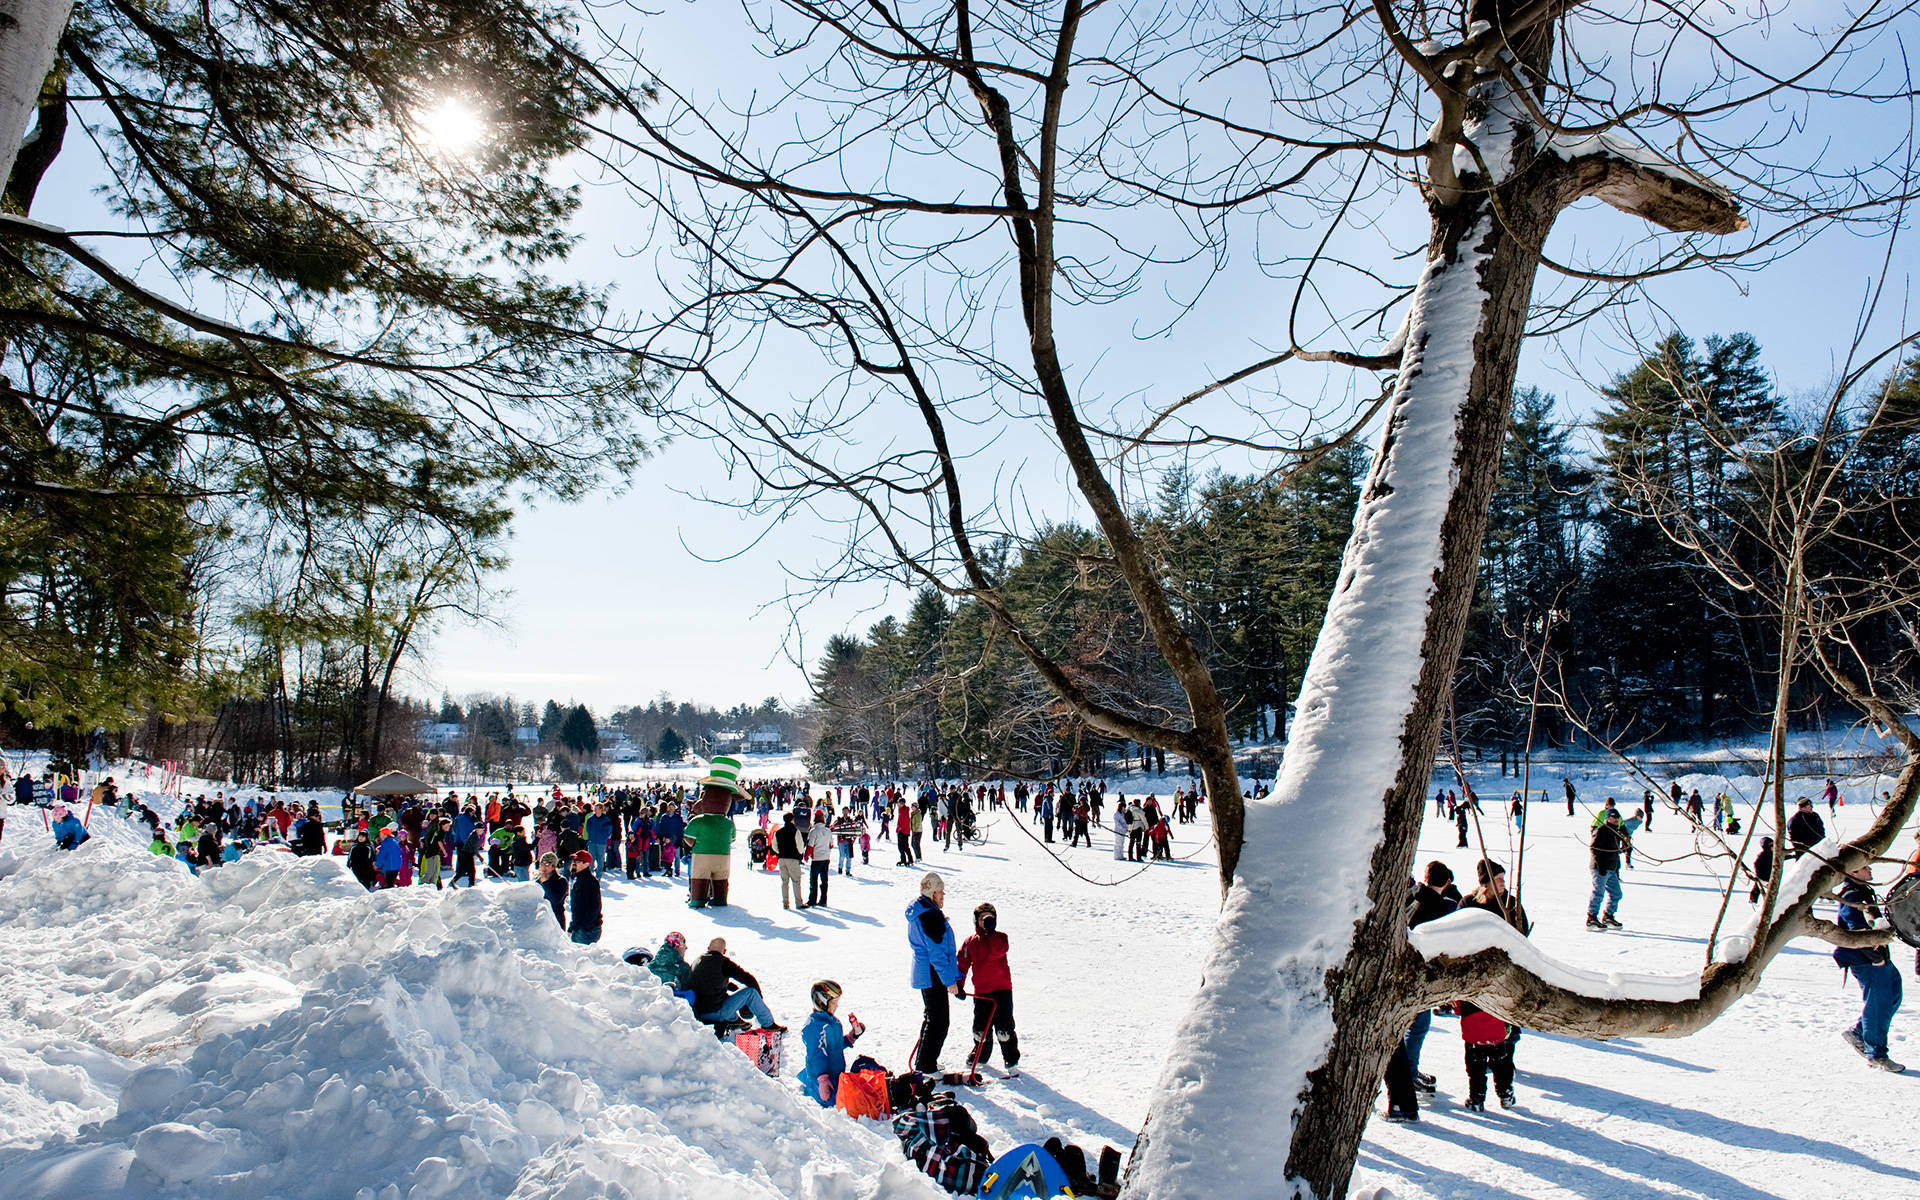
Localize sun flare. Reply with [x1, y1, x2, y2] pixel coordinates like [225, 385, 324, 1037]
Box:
[415, 97, 486, 156]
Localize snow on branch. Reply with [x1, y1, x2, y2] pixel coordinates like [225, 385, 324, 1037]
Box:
[1412, 835, 1895, 1040]
[1409, 909, 1701, 1003]
[1546, 132, 1747, 235]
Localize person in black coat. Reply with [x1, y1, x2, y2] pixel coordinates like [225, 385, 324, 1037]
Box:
[1587, 811, 1628, 929]
[775, 813, 805, 909]
[296, 804, 328, 856]
[347, 831, 377, 890]
[537, 853, 568, 927]
[1386, 861, 1463, 1120]
[687, 937, 780, 1028]
[567, 849, 602, 945]
[1787, 798, 1827, 859]
[1748, 836, 1775, 904]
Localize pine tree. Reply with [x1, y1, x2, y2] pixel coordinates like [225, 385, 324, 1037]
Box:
[655, 725, 687, 764]
[1585, 333, 1780, 739]
[559, 704, 598, 758]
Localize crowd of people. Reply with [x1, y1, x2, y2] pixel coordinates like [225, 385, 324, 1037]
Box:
[11, 747, 1914, 1156]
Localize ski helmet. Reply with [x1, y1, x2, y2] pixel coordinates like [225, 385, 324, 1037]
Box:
[810, 980, 843, 1011]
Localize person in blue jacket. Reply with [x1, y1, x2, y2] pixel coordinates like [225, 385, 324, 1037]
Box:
[798, 980, 865, 1105]
[373, 827, 404, 887]
[1835, 863, 1904, 1071]
[584, 804, 614, 877]
[907, 871, 961, 1074]
[50, 805, 89, 850]
[654, 804, 686, 879]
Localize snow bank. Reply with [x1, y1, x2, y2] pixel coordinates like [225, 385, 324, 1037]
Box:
[1410, 909, 1701, 1002]
[0, 827, 936, 1199]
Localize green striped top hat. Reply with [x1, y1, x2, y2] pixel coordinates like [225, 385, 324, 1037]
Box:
[698, 755, 749, 796]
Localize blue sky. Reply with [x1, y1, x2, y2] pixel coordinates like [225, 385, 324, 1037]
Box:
[37, 0, 1916, 717]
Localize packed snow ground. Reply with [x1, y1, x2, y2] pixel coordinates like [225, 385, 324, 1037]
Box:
[0, 751, 1914, 1199]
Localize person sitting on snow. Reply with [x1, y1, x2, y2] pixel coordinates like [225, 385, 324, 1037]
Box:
[798, 980, 865, 1105]
[688, 937, 784, 1031]
[648, 931, 692, 991]
[50, 804, 89, 850]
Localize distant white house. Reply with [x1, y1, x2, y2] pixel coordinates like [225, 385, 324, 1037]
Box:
[513, 726, 540, 745]
[713, 729, 747, 753]
[599, 727, 639, 763]
[423, 722, 465, 750]
[746, 725, 787, 753]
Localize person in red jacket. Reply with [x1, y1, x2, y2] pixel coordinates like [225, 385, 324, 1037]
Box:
[1454, 1000, 1514, 1111]
[958, 901, 1020, 1072]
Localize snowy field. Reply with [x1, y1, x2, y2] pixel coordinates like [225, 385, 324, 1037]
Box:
[0, 753, 1913, 1199]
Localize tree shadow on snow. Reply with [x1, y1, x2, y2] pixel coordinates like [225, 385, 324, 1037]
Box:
[794, 907, 884, 928]
[705, 906, 820, 941]
[959, 1070, 1136, 1147]
[1357, 1142, 1536, 1200]
[1524, 1070, 1920, 1183]
[1525, 1032, 1710, 1074]
[1377, 1110, 1814, 1200]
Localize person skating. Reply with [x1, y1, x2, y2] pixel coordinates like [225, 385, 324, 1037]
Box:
[958, 901, 1020, 1076]
[907, 871, 961, 1074]
[567, 849, 602, 945]
[1454, 803, 1469, 848]
[685, 756, 745, 908]
[895, 801, 914, 866]
[798, 980, 866, 1105]
[1587, 810, 1628, 929]
[688, 937, 783, 1030]
[1563, 777, 1576, 817]
[775, 811, 805, 909]
[1110, 802, 1127, 861]
[1834, 863, 1904, 1071]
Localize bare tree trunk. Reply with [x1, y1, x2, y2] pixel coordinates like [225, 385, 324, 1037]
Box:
[1127, 71, 1745, 1196]
[0, 1, 71, 187]
[1128, 156, 1552, 1198]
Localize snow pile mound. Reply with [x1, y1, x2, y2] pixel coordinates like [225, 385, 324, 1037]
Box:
[0, 830, 935, 1200]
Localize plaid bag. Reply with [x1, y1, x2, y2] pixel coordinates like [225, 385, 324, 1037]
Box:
[892, 1103, 950, 1164]
[924, 1141, 989, 1194]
